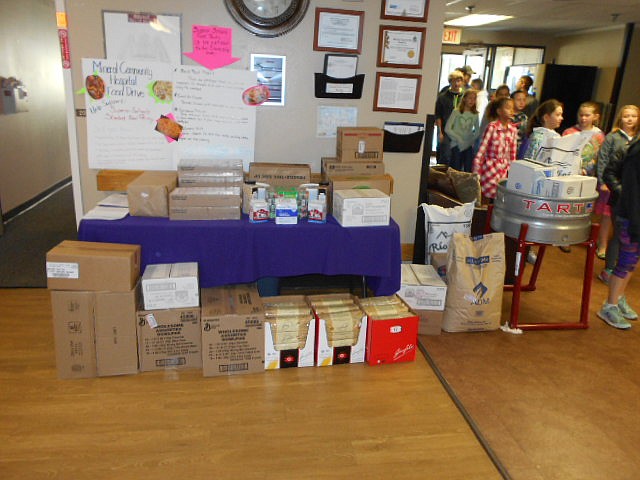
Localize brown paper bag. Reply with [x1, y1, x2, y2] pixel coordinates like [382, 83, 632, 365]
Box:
[443, 232, 505, 332]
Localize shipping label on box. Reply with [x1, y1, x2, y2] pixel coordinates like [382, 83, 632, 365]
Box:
[365, 314, 418, 366]
[46, 240, 140, 292]
[141, 262, 199, 310]
[95, 286, 140, 376]
[50, 291, 97, 379]
[332, 188, 390, 227]
[136, 307, 202, 372]
[200, 285, 265, 376]
[397, 264, 447, 311]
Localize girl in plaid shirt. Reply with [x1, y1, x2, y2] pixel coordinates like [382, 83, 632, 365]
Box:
[473, 97, 518, 200]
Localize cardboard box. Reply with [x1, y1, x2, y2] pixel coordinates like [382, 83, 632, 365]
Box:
[200, 284, 265, 377]
[397, 264, 447, 311]
[46, 240, 140, 292]
[308, 293, 367, 367]
[50, 290, 97, 379]
[169, 187, 242, 208]
[247, 162, 311, 187]
[94, 286, 140, 376]
[429, 253, 448, 280]
[136, 307, 202, 372]
[337, 127, 384, 162]
[330, 174, 394, 195]
[507, 160, 556, 195]
[242, 182, 271, 215]
[365, 313, 419, 366]
[178, 158, 243, 174]
[322, 158, 384, 180]
[169, 206, 241, 221]
[581, 176, 598, 198]
[332, 189, 390, 227]
[263, 295, 316, 369]
[127, 171, 177, 217]
[178, 173, 244, 188]
[543, 175, 584, 198]
[141, 262, 199, 310]
[414, 309, 444, 336]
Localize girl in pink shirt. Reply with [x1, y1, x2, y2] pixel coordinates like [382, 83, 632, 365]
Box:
[473, 97, 518, 201]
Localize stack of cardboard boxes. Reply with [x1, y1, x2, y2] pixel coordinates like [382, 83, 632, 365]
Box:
[47, 240, 141, 379]
[170, 159, 244, 220]
[47, 241, 425, 379]
[326, 127, 393, 227]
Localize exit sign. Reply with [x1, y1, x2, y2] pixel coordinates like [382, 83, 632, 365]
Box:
[442, 27, 462, 44]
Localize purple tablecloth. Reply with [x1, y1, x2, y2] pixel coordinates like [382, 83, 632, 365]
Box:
[77, 215, 401, 296]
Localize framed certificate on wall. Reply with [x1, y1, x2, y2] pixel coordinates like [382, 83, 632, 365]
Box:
[373, 72, 421, 114]
[380, 0, 428, 22]
[377, 25, 425, 69]
[313, 8, 364, 54]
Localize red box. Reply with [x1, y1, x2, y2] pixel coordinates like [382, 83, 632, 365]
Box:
[365, 314, 419, 366]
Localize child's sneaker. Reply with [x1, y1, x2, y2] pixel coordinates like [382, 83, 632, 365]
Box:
[617, 296, 638, 320]
[597, 268, 612, 285]
[597, 303, 631, 329]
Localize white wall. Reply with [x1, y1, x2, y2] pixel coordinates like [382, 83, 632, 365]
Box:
[0, 0, 71, 213]
[65, 0, 445, 245]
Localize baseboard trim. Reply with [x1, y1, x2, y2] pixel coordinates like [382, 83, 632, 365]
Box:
[2, 177, 72, 223]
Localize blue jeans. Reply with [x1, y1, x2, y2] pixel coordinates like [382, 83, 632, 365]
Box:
[449, 146, 473, 172]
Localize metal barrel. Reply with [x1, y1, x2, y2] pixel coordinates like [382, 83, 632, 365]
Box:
[490, 180, 597, 245]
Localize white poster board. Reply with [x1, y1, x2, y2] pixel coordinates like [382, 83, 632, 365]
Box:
[82, 58, 257, 171]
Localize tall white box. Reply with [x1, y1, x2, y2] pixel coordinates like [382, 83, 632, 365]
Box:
[332, 188, 390, 227]
[141, 262, 199, 310]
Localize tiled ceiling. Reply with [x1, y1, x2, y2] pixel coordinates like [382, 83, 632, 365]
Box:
[444, 0, 640, 33]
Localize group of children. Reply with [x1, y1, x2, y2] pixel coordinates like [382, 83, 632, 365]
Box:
[441, 73, 640, 330]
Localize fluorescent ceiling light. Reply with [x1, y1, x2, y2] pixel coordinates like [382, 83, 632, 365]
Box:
[445, 14, 513, 27]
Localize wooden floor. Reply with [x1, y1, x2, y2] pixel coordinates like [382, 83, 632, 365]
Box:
[0, 289, 500, 480]
[421, 245, 640, 480]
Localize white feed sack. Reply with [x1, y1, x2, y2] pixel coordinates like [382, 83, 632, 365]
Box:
[443, 232, 506, 333]
[421, 201, 474, 263]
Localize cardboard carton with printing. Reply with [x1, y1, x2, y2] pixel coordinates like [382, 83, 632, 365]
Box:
[141, 262, 199, 310]
[336, 127, 384, 162]
[332, 188, 390, 227]
[247, 162, 311, 187]
[307, 293, 367, 367]
[136, 307, 202, 372]
[46, 240, 140, 292]
[263, 295, 316, 369]
[200, 284, 265, 377]
[50, 290, 97, 379]
[94, 286, 140, 376]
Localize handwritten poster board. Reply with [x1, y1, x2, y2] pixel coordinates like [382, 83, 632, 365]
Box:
[82, 58, 257, 171]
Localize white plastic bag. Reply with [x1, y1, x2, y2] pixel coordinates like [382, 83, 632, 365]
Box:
[421, 201, 474, 263]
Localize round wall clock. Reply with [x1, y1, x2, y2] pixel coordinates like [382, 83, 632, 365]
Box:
[224, 0, 310, 37]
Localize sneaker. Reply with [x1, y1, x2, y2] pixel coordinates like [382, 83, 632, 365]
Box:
[597, 303, 632, 329]
[617, 296, 638, 320]
[597, 268, 612, 285]
[526, 251, 537, 264]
